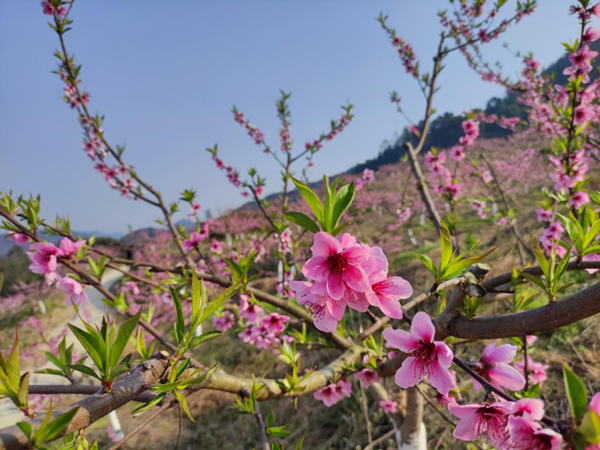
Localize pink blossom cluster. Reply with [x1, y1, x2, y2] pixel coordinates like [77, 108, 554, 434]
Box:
[237, 295, 291, 354]
[290, 232, 413, 332]
[379, 17, 420, 79]
[354, 168, 375, 191]
[27, 238, 89, 305]
[313, 379, 352, 407]
[473, 112, 521, 131]
[212, 311, 235, 332]
[459, 120, 480, 146]
[182, 222, 210, 253]
[233, 108, 268, 150]
[41, 1, 66, 18]
[450, 398, 562, 449]
[425, 150, 462, 201]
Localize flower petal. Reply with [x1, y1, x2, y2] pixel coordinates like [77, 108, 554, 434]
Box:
[411, 311, 435, 342]
[394, 357, 423, 388]
[383, 328, 418, 353]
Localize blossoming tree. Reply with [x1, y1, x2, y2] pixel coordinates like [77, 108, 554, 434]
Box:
[1, 0, 600, 449]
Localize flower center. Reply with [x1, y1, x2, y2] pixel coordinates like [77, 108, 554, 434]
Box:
[327, 253, 347, 272]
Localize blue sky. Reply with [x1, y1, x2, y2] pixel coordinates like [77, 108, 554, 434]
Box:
[0, 1, 575, 233]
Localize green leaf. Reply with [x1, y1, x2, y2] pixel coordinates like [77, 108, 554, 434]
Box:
[323, 176, 334, 232]
[174, 390, 195, 422]
[69, 364, 101, 381]
[180, 364, 218, 387]
[132, 392, 165, 414]
[17, 372, 29, 407]
[110, 310, 142, 368]
[189, 330, 222, 348]
[283, 212, 320, 233]
[35, 368, 66, 377]
[192, 273, 200, 324]
[290, 176, 323, 223]
[578, 410, 600, 444]
[67, 325, 104, 372]
[521, 273, 547, 291]
[1, 330, 21, 392]
[440, 226, 454, 269]
[16, 421, 32, 439]
[36, 407, 79, 444]
[267, 425, 291, 438]
[414, 253, 438, 278]
[564, 365, 588, 423]
[199, 278, 244, 323]
[169, 288, 185, 344]
[331, 182, 355, 230]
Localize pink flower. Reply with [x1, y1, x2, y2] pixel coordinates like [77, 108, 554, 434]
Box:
[509, 398, 545, 421]
[182, 231, 207, 252]
[302, 232, 370, 300]
[7, 233, 30, 245]
[471, 341, 525, 392]
[239, 294, 264, 323]
[363, 247, 412, 319]
[362, 168, 375, 183]
[482, 170, 493, 184]
[290, 280, 346, 333]
[337, 379, 352, 397]
[41, 1, 54, 15]
[314, 384, 342, 407]
[583, 28, 600, 43]
[354, 178, 364, 191]
[213, 311, 235, 332]
[28, 242, 61, 285]
[535, 209, 552, 222]
[379, 400, 398, 414]
[210, 239, 223, 254]
[574, 105, 595, 126]
[568, 191, 590, 210]
[568, 45, 598, 71]
[260, 313, 289, 334]
[314, 380, 351, 407]
[124, 281, 140, 295]
[58, 238, 85, 259]
[449, 401, 511, 445]
[383, 312, 455, 395]
[507, 416, 562, 449]
[57, 277, 90, 306]
[355, 369, 381, 388]
[514, 357, 549, 386]
[450, 145, 465, 161]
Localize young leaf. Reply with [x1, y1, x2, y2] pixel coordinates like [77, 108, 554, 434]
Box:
[331, 182, 355, 230]
[283, 212, 320, 233]
[199, 278, 244, 323]
[189, 330, 222, 349]
[110, 310, 142, 368]
[169, 288, 185, 344]
[564, 365, 588, 423]
[69, 364, 101, 381]
[290, 177, 323, 223]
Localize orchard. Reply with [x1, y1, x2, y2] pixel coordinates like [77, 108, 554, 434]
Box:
[1, 1, 600, 449]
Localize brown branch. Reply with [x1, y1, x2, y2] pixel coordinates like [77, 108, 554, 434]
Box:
[107, 395, 175, 450]
[0, 353, 169, 450]
[254, 403, 271, 450]
[439, 281, 600, 340]
[28, 385, 157, 404]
